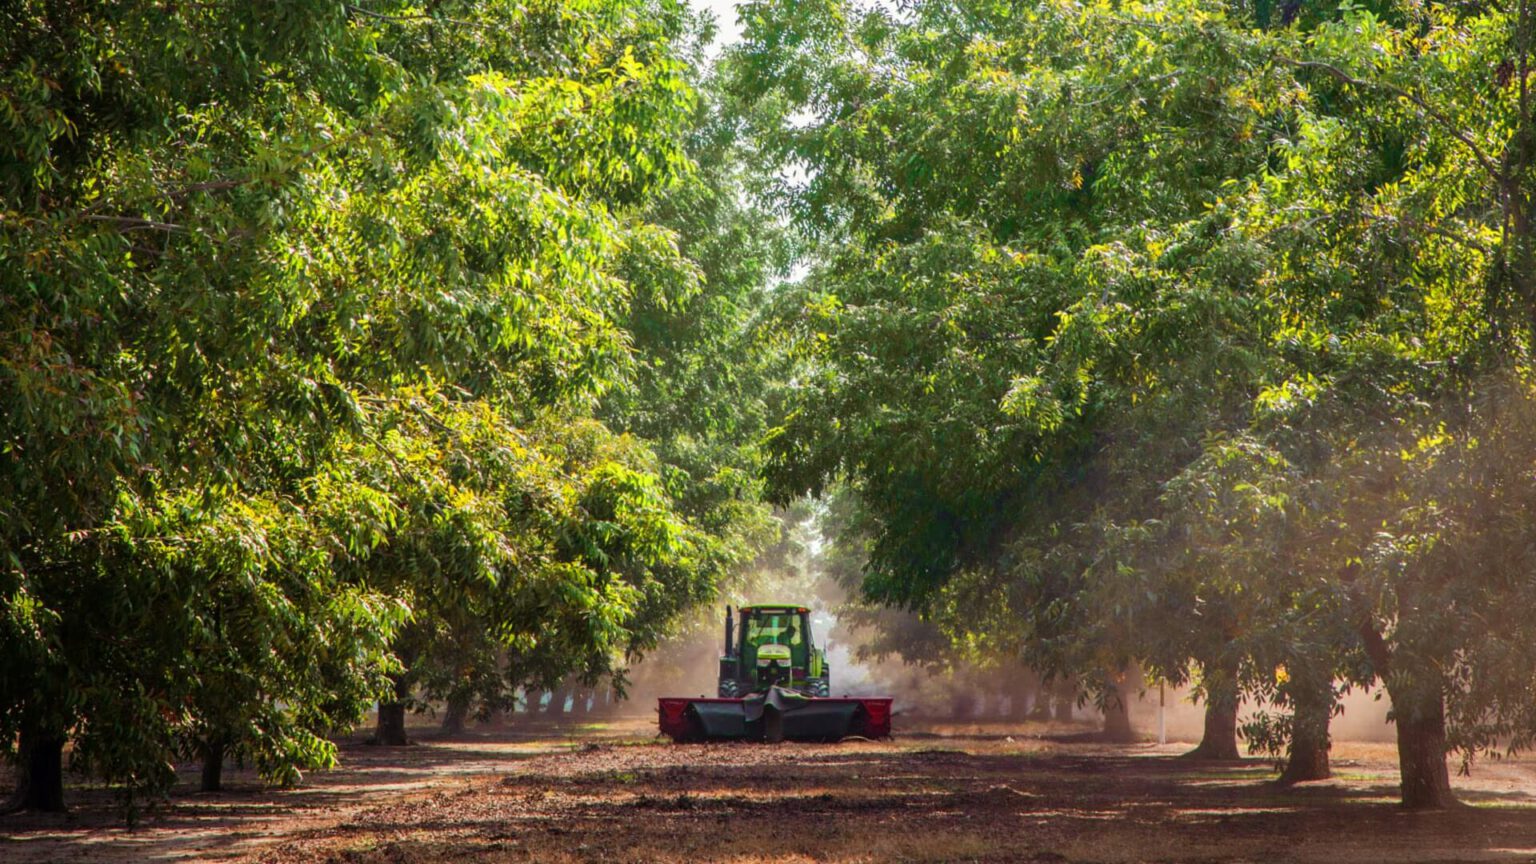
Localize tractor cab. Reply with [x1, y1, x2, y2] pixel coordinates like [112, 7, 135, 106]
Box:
[718, 604, 830, 698]
[743, 607, 806, 684]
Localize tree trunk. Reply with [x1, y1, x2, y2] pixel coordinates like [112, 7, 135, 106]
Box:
[1343, 572, 1454, 807]
[200, 738, 226, 793]
[983, 691, 1006, 720]
[441, 693, 470, 735]
[1187, 698, 1241, 759]
[4, 731, 66, 813]
[1010, 678, 1035, 719]
[1053, 699, 1073, 721]
[549, 684, 574, 717]
[1278, 676, 1332, 785]
[1186, 660, 1241, 760]
[374, 702, 408, 745]
[1100, 675, 1135, 743]
[589, 687, 616, 718]
[475, 704, 505, 729]
[373, 674, 412, 745]
[1391, 685, 1455, 809]
[1027, 689, 1049, 720]
[950, 689, 975, 720]
[1053, 687, 1074, 722]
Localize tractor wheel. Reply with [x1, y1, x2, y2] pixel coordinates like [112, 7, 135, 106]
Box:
[718, 678, 740, 698]
[764, 707, 785, 743]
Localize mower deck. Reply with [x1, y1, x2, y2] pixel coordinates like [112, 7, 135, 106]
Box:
[658, 687, 892, 742]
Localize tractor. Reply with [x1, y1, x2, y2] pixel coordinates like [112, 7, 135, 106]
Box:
[657, 604, 893, 742]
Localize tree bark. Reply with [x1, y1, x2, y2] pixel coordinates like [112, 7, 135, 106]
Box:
[4, 731, 66, 813]
[1391, 685, 1455, 809]
[1187, 698, 1241, 759]
[374, 702, 409, 745]
[440, 693, 470, 735]
[372, 674, 412, 745]
[549, 684, 574, 716]
[1341, 568, 1454, 808]
[1053, 682, 1074, 722]
[1186, 660, 1241, 760]
[589, 687, 616, 717]
[200, 738, 226, 793]
[1278, 675, 1332, 785]
[1100, 674, 1136, 743]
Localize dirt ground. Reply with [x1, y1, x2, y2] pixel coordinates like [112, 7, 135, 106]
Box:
[5, 718, 1536, 863]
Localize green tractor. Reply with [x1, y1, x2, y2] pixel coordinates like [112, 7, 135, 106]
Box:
[658, 604, 892, 742]
[717, 604, 831, 698]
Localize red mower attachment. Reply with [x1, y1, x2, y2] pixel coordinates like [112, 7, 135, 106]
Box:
[659, 687, 893, 743]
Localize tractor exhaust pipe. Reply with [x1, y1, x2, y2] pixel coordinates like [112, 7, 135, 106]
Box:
[724, 605, 734, 657]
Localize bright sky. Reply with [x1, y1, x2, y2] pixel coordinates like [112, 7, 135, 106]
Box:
[689, 0, 744, 52]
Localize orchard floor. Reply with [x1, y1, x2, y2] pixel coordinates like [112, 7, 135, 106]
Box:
[5, 718, 1536, 863]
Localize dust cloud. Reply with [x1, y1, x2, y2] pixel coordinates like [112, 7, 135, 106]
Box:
[624, 603, 1396, 747]
[617, 602, 884, 711]
[1122, 682, 1393, 745]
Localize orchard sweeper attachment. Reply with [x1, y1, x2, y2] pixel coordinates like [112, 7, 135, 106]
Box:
[658, 604, 892, 742]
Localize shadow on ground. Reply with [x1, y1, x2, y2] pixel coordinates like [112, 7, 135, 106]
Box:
[253, 737, 1536, 864]
[5, 723, 1536, 864]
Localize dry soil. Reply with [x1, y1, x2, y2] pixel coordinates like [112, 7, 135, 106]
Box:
[4, 718, 1536, 863]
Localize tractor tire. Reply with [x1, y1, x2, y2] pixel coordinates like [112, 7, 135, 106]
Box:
[718, 678, 740, 698]
[763, 707, 785, 743]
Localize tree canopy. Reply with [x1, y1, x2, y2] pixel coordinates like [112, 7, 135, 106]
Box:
[735, 0, 1536, 808]
[8, 0, 1536, 817]
[1, 0, 783, 810]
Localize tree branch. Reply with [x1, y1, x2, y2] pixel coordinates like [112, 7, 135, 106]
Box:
[1338, 563, 1392, 677]
[168, 179, 248, 199]
[344, 3, 481, 28]
[1376, 213, 1494, 257]
[1278, 56, 1504, 188]
[82, 215, 189, 233]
